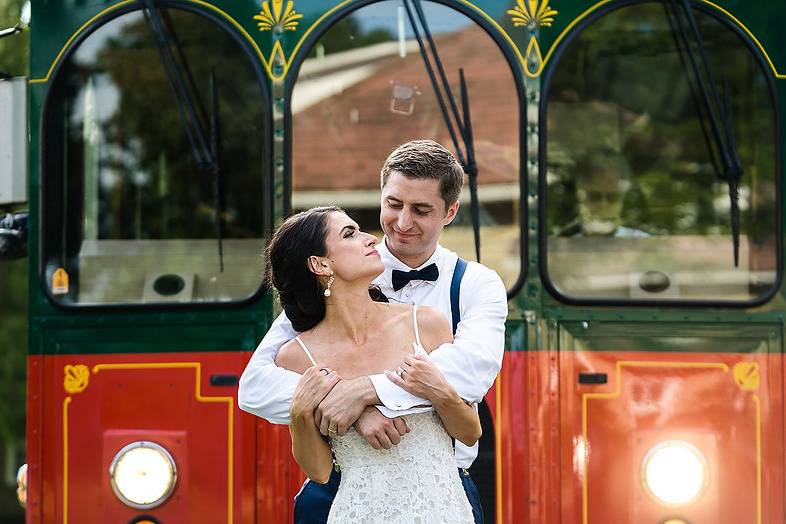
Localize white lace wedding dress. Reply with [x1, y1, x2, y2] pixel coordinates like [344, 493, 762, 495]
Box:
[294, 306, 474, 523]
[328, 409, 473, 523]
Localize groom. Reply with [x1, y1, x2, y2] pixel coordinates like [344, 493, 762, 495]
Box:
[238, 140, 507, 523]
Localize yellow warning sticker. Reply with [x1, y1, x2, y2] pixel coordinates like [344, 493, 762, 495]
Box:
[52, 268, 69, 295]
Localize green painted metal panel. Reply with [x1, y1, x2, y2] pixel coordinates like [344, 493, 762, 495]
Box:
[23, 0, 786, 354]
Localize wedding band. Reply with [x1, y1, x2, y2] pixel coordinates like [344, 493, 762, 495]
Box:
[320, 368, 330, 376]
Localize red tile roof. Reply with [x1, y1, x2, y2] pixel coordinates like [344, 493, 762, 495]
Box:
[292, 25, 520, 191]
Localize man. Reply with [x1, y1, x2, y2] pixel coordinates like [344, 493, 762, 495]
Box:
[559, 149, 650, 238]
[239, 140, 507, 523]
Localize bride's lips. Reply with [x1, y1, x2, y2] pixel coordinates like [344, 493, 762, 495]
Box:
[365, 250, 380, 257]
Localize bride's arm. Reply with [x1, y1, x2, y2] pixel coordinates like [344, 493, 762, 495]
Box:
[277, 343, 339, 484]
[387, 307, 482, 447]
[392, 354, 481, 447]
[290, 397, 335, 484]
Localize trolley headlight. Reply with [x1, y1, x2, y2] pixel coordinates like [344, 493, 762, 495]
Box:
[110, 441, 177, 509]
[642, 440, 708, 506]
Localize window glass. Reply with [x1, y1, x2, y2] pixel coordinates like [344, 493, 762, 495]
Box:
[43, 7, 269, 305]
[544, 3, 777, 302]
[292, 1, 521, 287]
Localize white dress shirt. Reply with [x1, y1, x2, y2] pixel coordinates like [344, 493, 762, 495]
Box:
[238, 241, 507, 468]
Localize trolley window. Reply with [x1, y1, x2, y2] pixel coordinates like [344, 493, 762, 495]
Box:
[543, 2, 778, 303]
[291, 1, 523, 289]
[42, 6, 270, 306]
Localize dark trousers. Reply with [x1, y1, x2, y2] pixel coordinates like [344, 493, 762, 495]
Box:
[293, 467, 484, 524]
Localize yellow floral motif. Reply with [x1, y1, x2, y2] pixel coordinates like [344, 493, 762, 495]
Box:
[733, 361, 760, 391]
[64, 365, 90, 394]
[254, 0, 303, 32]
[507, 0, 558, 28]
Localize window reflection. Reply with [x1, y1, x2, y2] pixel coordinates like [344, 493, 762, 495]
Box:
[545, 3, 777, 302]
[292, 1, 521, 287]
[43, 8, 268, 305]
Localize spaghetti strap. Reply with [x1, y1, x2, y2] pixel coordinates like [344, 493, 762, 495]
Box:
[412, 305, 424, 350]
[294, 336, 318, 366]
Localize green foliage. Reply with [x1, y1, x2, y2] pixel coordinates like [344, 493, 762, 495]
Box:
[308, 16, 393, 57]
[0, 0, 28, 76]
[0, 3, 29, 519]
[0, 258, 26, 446]
[49, 8, 267, 243]
[546, 3, 777, 241]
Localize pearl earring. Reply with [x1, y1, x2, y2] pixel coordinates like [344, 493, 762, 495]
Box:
[324, 273, 334, 297]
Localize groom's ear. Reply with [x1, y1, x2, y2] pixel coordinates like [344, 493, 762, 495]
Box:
[307, 256, 332, 276]
[443, 200, 460, 225]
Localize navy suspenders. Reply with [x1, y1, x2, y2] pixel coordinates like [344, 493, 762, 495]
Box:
[449, 257, 468, 454]
[450, 257, 468, 335]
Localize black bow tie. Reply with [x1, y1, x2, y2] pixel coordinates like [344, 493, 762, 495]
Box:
[391, 263, 439, 291]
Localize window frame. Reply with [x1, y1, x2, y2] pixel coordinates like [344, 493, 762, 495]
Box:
[538, 0, 783, 308]
[39, 1, 274, 311]
[283, 0, 529, 299]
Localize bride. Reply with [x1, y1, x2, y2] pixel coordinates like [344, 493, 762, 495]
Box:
[268, 206, 479, 523]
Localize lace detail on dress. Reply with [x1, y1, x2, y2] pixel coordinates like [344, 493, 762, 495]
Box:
[327, 411, 473, 523]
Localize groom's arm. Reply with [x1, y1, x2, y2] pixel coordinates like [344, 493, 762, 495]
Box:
[370, 266, 507, 411]
[238, 312, 301, 424]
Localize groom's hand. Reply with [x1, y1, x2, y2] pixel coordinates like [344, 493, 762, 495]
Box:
[354, 407, 409, 450]
[315, 376, 378, 436]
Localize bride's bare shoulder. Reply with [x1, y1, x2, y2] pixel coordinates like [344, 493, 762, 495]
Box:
[415, 306, 453, 352]
[275, 338, 313, 374]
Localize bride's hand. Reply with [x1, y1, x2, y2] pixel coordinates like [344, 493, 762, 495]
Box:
[290, 366, 341, 422]
[386, 354, 449, 403]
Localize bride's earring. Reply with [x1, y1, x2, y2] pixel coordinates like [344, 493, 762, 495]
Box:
[324, 273, 334, 297]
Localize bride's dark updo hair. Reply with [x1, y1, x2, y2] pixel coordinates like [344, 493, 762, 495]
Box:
[267, 207, 389, 332]
[267, 206, 340, 332]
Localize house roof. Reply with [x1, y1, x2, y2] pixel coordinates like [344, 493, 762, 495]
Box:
[291, 24, 521, 193]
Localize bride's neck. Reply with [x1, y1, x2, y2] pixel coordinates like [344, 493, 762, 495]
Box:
[322, 280, 377, 345]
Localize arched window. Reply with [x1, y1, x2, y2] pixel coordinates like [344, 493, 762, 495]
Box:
[543, 2, 779, 303]
[291, 1, 523, 290]
[42, 6, 270, 305]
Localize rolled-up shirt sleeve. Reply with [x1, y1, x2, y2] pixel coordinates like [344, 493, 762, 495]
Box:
[238, 312, 299, 425]
[372, 266, 507, 412]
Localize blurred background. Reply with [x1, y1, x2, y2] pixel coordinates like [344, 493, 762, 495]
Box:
[0, 0, 28, 521]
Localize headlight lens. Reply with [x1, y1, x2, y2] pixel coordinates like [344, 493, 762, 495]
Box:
[110, 441, 177, 509]
[642, 440, 708, 506]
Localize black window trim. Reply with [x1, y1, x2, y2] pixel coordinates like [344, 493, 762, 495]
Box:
[282, 0, 529, 300]
[537, 0, 783, 308]
[39, 0, 274, 311]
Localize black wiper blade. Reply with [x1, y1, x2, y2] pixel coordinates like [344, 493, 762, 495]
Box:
[161, 8, 209, 133]
[459, 68, 480, 263]
[140, 0, 214, 171]
[664, 4, 721, 178]
[209, 70, 225, 273]
[721, 78, 742, 265]
[667, 0, 743, 265]
[401, 0, 465, 166]
[402, 0, 481, 261]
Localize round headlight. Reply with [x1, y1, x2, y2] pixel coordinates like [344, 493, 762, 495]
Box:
[642, 440, 708, 506]
[109, 441, 177, 509]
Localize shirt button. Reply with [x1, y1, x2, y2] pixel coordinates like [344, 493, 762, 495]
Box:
[395, 402, 402, 407]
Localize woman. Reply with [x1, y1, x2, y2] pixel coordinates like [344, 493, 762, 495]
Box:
[268, 206, 479, 523]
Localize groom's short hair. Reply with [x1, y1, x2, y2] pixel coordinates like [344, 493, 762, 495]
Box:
[380, 140, 464, 211]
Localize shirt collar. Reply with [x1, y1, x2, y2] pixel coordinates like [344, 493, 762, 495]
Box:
[377, 238, 446, 288]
